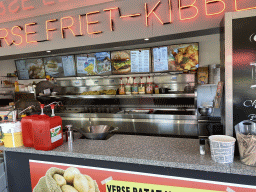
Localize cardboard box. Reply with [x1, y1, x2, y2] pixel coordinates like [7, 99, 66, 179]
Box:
[197, 67, 209, 85]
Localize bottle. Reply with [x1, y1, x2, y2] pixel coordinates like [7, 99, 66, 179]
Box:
[199, 138, 206, 155]
[51, 104, 56, 117]
[46, 75, 51, 81]
[125, 77, 131, 95]
[54, 79, 57, 85]
[32, 81, 37, 88]
[154, 85, 159, 94]
[14, 81, 19, 92]
[132, 77, 138, 95]
[138, 77, 145, 94]
[146, 76, 153, 94]
[119, 78, 125, 95]
[65, 125, 73, 152]
[40, 104, 45, 115]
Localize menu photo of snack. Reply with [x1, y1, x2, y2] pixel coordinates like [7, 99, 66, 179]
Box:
[44, 57, 63, 78]
[26, 58, 46, 79]
[168, 43, 199, 72]
[76, 55, 97, 76]
[84, 58, 96, 75]
[111, 51, 131, 74]
[33, 166, 100, 192]
[95, 52, 111, 75]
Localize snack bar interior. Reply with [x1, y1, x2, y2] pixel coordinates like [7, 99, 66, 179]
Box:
[0, 0, 256, 191]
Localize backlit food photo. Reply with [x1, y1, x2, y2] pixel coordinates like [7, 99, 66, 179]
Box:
[111, 51, 131, 74]
[95, 52, 111, 75]
[26, 59, 46, 79]
[168, 43, 199, 72]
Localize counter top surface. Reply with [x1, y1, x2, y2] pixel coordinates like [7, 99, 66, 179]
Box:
[0, 133, 255, 177]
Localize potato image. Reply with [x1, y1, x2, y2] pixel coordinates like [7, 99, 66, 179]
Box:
[53, 174, 66, 187]
[34, 166, 100, 192]
[61, 185, 79, 192]
[64, 167, 81, 184]
[84, 175, 96, 192]
[73, 174, 89, 192]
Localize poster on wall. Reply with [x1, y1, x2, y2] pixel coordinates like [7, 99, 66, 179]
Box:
[44, 55, 76, 78]
[76, 52, 111, 76]
[29, 160, 256, 192]
[111, 49, 150, 75]
[232, 16, 256, 126]
[16, 60, 29, 80]
[152, 43, 199, 73]
[16, 58, 46, 79]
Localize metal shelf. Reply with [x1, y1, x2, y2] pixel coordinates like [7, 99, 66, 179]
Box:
[38, 93, 196, 99]
[55, 72, 184, 81]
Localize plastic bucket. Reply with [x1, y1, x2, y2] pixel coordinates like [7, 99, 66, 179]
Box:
[0, 121, 23, 147]
[209, 135, 236, 164]
[2, 132, 23, 147]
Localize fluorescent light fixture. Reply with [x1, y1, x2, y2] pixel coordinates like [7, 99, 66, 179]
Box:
[46, 50, 51, 53]
[144, 38, 149, 41]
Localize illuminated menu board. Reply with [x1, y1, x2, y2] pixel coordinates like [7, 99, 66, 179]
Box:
[16, 58, 46, 80]
[44, 55, 76, 78]
[152, 43, 199, 73]
[76, 52, 111, 76]
[111, 48, 150, 75]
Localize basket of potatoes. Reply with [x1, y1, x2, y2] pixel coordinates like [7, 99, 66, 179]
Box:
[33, 167, 100, 192]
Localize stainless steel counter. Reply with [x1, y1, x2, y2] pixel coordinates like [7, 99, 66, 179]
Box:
[38, 93, 196, 99]
[57, 112, 198, 136]
[0, 133, 255, 177]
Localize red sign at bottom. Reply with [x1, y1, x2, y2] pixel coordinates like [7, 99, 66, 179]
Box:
[29, 160, 256, 192]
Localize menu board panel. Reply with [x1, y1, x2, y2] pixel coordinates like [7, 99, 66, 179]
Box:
[111, 49, 151, 75]
[16, 58, 46, 80]
[44, 55, 76, 78]
[153, 47, 168, 72]
[152, 43, 199, 73]
[76, 52, 111, 76]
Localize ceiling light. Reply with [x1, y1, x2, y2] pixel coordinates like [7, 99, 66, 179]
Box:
[144, 38, 149, 41]
[46, 50, 51, 53]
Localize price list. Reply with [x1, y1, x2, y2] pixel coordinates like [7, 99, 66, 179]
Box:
[130, 50, 150, 73]
[153, 47, 168, 72]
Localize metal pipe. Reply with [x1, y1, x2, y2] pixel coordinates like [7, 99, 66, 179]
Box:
[44, 101, 63, 108]
[4, 105, 35, 122]
[18, 105, 36, 115]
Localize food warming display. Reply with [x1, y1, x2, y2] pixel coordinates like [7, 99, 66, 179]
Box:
[152, 43, 199, 73]
[38, 74, 198, 137]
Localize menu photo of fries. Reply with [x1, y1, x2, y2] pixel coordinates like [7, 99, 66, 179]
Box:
[77, 56, 97, 76]
[168, 43, 199, 73]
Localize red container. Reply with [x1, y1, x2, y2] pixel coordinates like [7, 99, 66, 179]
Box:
[32, 115, 63, 151]
[21, 114, 39, 147]
[21, 104, 48, 148]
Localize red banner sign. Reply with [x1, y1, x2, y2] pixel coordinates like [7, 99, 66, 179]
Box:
[29, 160, 256, 192]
